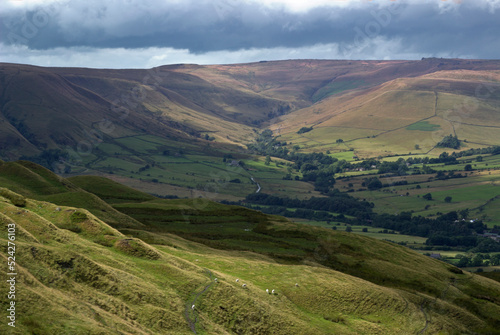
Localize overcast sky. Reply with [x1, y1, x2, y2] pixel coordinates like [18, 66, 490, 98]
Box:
[1, 0, 499, 68]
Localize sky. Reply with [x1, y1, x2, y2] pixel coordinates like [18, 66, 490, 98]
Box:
[1, 0, 499, 68]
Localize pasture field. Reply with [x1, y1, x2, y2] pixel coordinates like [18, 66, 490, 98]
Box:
[75, 134, 319, 199]
[406, 121, 441, 131]
[332, 153, 500, 227]
[330, 150, 359, 162]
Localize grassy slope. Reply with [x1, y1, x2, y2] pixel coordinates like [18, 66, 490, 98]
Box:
[0, 160, 141, 228]
[64, 174, 500, 333]
[2, 181, 500, 334]
[273, 68, 500, 157]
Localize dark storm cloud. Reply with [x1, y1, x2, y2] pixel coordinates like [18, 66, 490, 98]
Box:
[1, 0, 499, 63]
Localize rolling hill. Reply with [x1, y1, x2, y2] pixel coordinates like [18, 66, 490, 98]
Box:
[270, 62, 500, 157]
[1, 161, 500, 334]
[2, 59, 500, 162]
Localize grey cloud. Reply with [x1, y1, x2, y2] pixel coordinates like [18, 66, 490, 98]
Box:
[0, 0, 499, 61]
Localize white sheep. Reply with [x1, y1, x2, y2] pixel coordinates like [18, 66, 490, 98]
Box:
[242, 284, 247, 288]
[192, 305, 195, 310]
[214, 278, 218, 282]
[236, 279, 239, 282]
[266, 289, 269, 294]
[295, 283, 299, 287]
[271, 289, 275, 294]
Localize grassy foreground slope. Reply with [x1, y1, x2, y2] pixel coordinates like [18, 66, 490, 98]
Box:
[1, 166, 498, 333]
[1, 186, 500, 334]
[0, 160, 142, 228]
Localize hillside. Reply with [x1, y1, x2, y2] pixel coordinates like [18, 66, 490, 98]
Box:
[0, 160, 142, 228]
[2, 59, 500, 162]
[271, 62, 500, 157]
[1, 163, 500, 334]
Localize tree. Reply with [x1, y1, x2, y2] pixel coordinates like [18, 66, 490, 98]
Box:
[457, 255, 470, 267]
[444, 196, 452, 203]
[366, 177, 383, 190]
[414, 144, 420, 150]
[491, 254, 500, 266]
[423, 193, 433, 201]
[265, 155, 271, 166]
[464, 164, 473, 171]
[345, 225, 352, 232]
[459, 209, 469, 220]
[471, 254, 484, 267]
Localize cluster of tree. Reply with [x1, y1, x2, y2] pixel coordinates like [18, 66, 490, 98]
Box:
[297, 126, 313, 134]
[437, 134, 461, 149]
[455, 253, 500, 267]
[239, 189, 498, 250]
[373, 210, 486, 239]
[377, 159, 409, 175]
[204, 134, 215, 141]
[456, 145, 500, 157]
[244, 191, 374, 218]
[138, 164, 153, 172]
[152, 194, 179, 199]
[435, 170, 467, 181]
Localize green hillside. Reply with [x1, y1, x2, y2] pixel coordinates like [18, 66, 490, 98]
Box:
[0, 160, 141, 228]
[273, 68, 500, 158]
[1, 163, 500, 334]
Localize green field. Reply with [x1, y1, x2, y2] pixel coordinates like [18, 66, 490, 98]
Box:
[406, 121, 441, 131]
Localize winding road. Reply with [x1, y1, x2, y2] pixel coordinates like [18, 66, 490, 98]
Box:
[250, 177, 261, 193]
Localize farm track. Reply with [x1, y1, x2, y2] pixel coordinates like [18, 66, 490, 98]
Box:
[417, 274, 474, 334]
[185, 269, 215, 334]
